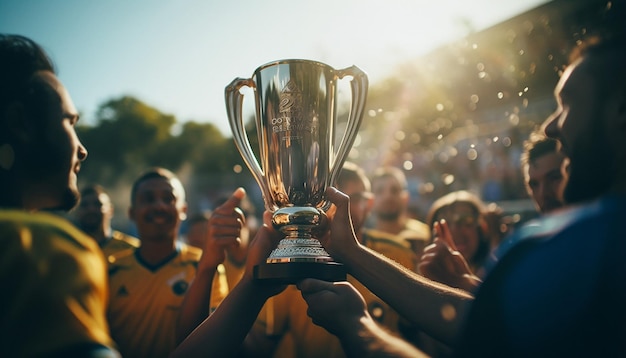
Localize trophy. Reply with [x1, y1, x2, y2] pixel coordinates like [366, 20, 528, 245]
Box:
[225, 59, 368, 284]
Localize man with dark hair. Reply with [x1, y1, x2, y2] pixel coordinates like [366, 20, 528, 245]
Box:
[520, 129, 566, 214]
[0, 34, 118, 356]
[107, 167, 234, 358]
[75, 184, 139, 257]
[107, 168, 197, 358]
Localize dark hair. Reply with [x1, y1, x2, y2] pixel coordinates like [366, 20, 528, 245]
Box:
[130, 167, 184, 204]
[0, 34, 55, 111]
[337, 161, 371, 192]
[370, 166, 407, 191]
[521, 129, 559, 169]
[568, 33, 626, 99]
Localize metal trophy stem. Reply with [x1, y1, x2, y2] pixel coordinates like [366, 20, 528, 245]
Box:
[225, 59, 368, 284]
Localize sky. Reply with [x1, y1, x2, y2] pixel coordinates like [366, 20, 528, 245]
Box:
[1, 0, 548, 136]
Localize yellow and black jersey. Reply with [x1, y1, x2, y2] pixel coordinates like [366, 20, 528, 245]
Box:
[100, 230, 140, 258]
[0, 209, 114, 356]
[107, 242, 228, 358]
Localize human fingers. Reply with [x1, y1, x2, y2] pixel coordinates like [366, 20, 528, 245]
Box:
[245, 222, 282, 273]
[325, 187, 350, 218]
[436, 220, 459, 252]
[208, 216, 244, 237]
[418, 239, 459, 276]
[212, 187, 246, 217]
[205, 215, 244, 251]
[296, 278, 336, 295]
[262, 210, 273, 227]
[322, 187, 359, 258]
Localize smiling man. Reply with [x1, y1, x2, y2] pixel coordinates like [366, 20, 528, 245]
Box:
[107, 167, 229, 358]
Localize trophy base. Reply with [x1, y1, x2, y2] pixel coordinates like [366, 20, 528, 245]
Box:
[253, 261, 347, 284]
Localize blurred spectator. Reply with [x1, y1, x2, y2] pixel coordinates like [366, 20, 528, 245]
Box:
[521, 129, 566, 214]
[424, 190, 491, 278]
[369, 166, 430, 262]
[74, 184, 139, 257]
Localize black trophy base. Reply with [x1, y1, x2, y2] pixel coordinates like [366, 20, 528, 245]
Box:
[254, 261, 347, 285]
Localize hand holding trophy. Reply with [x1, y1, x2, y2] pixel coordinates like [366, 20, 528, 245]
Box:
[225, 59, 368, 284]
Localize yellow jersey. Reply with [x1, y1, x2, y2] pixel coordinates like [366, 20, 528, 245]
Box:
[107, 242, 228, 358]
[0, 210, 114, 356]
[101, 230, 140, 258]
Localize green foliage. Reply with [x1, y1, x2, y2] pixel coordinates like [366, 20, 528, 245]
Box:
[77, 95, 231, 187]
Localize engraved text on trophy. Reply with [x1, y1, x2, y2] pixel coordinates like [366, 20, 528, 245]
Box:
[272, 81, 315, 136]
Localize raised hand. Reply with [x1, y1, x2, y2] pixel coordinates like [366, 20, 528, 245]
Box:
[316, 187, 362, 263]
[198, 188, 246, 272]
[418, 220, 481, 292]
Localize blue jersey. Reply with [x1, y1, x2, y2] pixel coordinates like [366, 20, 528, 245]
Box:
[456, 195, 626, 357]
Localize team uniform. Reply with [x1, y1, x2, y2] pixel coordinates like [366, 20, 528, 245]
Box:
[107, 242, 228, 358]
[0, 210, 115, 357]
[456, 195, 626, 357]
[366, 217, 430, 269]
[258, 230, 418, 358]
[100, 230, 140, 258]
[223, 254, 245, 290]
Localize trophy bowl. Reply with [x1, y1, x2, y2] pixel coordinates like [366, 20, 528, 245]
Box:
[225, 59, 368, 284]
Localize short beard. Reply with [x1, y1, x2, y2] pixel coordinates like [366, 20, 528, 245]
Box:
[50, 188, 80, 212]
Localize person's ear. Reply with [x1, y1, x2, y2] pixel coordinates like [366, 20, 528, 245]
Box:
[401, 189, 410, 204]
[179, 203, 188, 221]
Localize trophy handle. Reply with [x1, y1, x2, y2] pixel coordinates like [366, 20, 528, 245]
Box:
[225, 78, 273, 211]
[327, 65, 369, 198]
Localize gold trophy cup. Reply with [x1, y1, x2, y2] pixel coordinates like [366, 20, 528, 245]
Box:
[225, 59, 368, 284]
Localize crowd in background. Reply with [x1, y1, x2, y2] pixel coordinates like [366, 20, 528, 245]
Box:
[2, 1, 625, 357]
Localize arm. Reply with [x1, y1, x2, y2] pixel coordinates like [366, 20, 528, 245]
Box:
[175, 188, 246, 344]
[298, 279, 428, 358]
[321, 187, 474, 346]
[171, 213, 286, 358]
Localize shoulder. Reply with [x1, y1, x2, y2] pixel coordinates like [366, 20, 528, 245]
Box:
[363, 229, 412, 250]
[111, 230, 140, 248]
[362, 229, 417, 269]
[482, 195, 626, 299]
[404, 218, 430, 233]
[460, 196, 626, 356]
[496, 195, 626, 260]
[0, 209, 101, 256]
[107, 248, 137, 273]
[178, 241, 203, 262]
